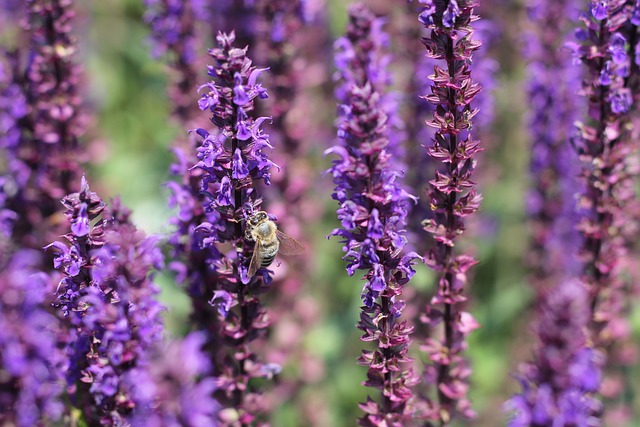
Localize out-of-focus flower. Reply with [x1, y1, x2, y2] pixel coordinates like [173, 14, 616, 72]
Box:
[412, 0, 483, 423]
[143, 0, 203, 123]
[0, 0, 85, 252]
[46, 178, 166, 425]
[506, 280, 603, 426]
[127, 333, 220, 427]
[327, 4, 419, 425]
[568, 1, 640, 419]
[524, 0, 582, 290]
[569, 0, 639, 354]
[0, 250, 64, 427]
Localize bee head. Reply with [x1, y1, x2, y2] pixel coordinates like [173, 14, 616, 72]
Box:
[248, 211, 268, 226]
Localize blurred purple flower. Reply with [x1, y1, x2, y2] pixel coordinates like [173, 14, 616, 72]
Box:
[506, 280, 603, 426]
[0, 0, 85, 252]
[127, 333, 219, 427]
[570, 0, 639, 357]
[0, 250, 64, 427]
[143, 0, 202, 123]
[591, 0, 608, 20]
[327, 4, 419, 425]
[413, 0, 484, 423]
[524, 0, 583, 291]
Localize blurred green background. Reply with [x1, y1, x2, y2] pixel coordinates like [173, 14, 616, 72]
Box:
[56, 0, 640, 425]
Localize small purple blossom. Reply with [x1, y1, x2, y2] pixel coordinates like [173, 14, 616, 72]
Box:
[609, 33, 628, 64]
[609, 87, 632, 113]
[443, 0, 461, 27]
[591, 0, 608, 20]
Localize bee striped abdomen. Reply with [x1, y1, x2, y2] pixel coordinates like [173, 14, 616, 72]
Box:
[260, 240, 279, 267]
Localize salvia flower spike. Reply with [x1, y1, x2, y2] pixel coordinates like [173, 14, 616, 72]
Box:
[0, 0, 85, 251]
[181, 31, 277, 424]
[569, 0, 639, 356]
[524, 0, 583, 291]
[413, 0, 483, 423]
[46, 178, 166, 425]
[327, 4, 420, 425]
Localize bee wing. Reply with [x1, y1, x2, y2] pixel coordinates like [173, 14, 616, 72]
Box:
[248, 239, 265, 277]
[275, 230, 305, 256]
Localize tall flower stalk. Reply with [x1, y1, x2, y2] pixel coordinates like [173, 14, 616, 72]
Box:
[524, 0, 582, 291]
[327, 4, 419, 425]
[46, 178, 166, 425]
[413, 0, 483, 423]
[0, 0, 85, 251]
[176, 31, 277, 425]
[570, 0, 638, 356]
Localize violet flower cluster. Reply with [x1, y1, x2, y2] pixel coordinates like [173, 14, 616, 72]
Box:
[506, 280, 603, 426]
[0, 0, 85, 251]
[0, 250, 64, 427]
[178, 31, 277, 424]
[524, 0, 583, 289]
[569, 0, 639, 353]
[46, 178, 166, 425]
[414, 0, 483, 423]
[327, 4, 419, 425]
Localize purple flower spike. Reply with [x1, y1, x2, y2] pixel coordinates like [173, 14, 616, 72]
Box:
[327, 4, 419, 425]
[413, 0, 483, 423]
[506, 281, 603, 426]
[168, 31, 282, 424]
[569, 0, 640, 413]
[0, 0, 85, 252]
[47, 180, 167, 425]
[524, 0, 582, 292]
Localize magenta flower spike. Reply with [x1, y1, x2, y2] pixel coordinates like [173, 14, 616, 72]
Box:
[412, 0, 483, 423]
[327, 4, 420, 425]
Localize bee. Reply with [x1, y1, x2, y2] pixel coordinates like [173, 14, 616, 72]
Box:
[245, 211, 305, 277]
